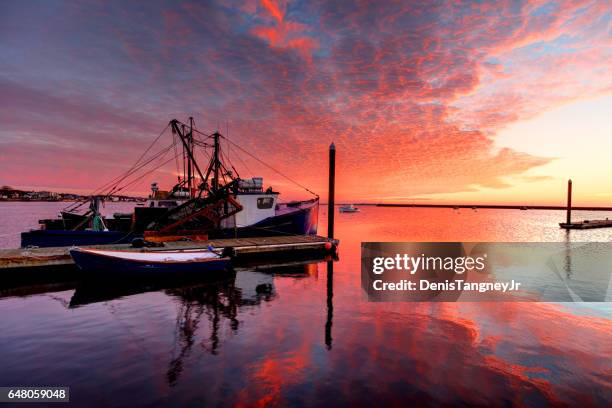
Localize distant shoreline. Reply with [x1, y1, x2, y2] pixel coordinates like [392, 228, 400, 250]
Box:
[373, 203, 612, 211]
[318, 203, 612, 211]
[0, 199, 143, 203]
[4, 200, 612, 212]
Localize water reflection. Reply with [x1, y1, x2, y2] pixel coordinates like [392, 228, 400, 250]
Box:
[165, 276, 242, 385]
[325, 260, 333, 350]
[53, 257, 334, 388]
[1, 205, 610, 406]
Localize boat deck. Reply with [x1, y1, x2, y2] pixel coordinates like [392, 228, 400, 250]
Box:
[0, 235, 338, 271]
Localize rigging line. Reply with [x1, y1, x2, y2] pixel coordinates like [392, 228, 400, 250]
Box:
[173, 133, 180, 181]
[182, 121, 317, 197]
[221, 141, 235, 172]
[104, 143, 175, 197]
[219, 146, 235, 178]
[104, 148, 175, 199]
[111, 151, 182, 195]
[222, 136, 318, 197]
[66, 134, 173, 212]
[67, 123, 171, 207]
[129, 122, 172, 171]
[230, 143, 253, 177]
[227, 152, 241, 179]
[105, 144, 174, 196]
[109, 143, 174, 194]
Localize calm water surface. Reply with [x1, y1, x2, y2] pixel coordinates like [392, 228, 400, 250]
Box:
[0, 202, 610, 407]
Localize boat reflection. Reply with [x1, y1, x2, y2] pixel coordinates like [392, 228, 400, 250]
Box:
[66, 256, 335, 387]
[69, 255, 333, 308]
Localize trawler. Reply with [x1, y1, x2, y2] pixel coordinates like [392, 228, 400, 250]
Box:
[21, 118, 318, 247]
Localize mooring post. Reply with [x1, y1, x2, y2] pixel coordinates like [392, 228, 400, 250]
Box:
[325, 143, 335, 349]
[328, 143, 336, 239]
[566, 179, 572, 224]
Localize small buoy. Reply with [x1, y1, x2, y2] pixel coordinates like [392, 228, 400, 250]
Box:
[324, 242, 333, 250]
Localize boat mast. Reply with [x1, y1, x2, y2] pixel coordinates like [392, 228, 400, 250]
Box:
[170, 120, 205, 189]
[188, 117, 194, 198]
[183, 123, 191, 198]
[213, 132, 220, 192]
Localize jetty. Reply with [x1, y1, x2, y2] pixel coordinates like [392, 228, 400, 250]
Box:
[559, 179, 612, 229]
[0, 235, 338, 272]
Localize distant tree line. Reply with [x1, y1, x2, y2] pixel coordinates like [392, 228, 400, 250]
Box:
[0, 186, 143, 202]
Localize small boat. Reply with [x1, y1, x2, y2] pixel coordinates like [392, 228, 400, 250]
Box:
[70, 247, 231, 274]
[339, 204, 360, 213]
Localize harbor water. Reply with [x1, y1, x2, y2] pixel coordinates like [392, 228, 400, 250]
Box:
[0, 202, 610, 406]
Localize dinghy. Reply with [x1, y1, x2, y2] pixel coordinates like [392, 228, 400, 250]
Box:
[339, 204, 359, 213]
[70, 247, 231, 274]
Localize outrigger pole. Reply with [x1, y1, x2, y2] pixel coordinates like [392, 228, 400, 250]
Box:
[213, 132, 220, 192]
[170, 119, 205, 192]
[171, 119, 225, 197]
[200, 131, 222, 194]
[188, 117, 195, 197]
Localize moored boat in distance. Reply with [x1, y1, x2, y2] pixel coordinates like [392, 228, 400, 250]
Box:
[70, 247, 231, 274]
[339, 204, 359, 213]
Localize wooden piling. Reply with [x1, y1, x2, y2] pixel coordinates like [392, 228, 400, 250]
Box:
[566, 179, 572, 224]
[328, 143, 336, 239]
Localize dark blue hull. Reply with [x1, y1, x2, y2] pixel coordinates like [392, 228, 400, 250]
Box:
[214, 200, 318, 238]
[70, 249, 231, 275]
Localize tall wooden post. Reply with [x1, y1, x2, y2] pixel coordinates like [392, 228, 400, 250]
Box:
[566, 179, 572, 224]
[327, 143, 336, 239]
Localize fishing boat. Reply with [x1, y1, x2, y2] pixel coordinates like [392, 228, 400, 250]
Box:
[21, 117, 319, 247]
[70, 247, 231, 274]
[339, 204, 359, 213]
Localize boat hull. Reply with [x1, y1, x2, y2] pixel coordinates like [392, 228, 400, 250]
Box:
[70, 248, 231, 275]
[21, 200, 318, 247]
[214, 199, 318, 238]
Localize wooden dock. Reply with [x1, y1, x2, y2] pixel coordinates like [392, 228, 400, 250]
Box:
[559, 219, 612, 229]
[0, 235, 339, 271]
[558, 179, 612, 230]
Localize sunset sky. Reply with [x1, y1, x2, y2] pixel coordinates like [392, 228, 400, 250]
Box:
[1, 0, 611, 205]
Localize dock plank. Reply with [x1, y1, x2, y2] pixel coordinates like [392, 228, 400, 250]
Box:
[0, 235, 338, 270]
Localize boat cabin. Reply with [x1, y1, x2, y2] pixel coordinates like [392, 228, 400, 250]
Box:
[224, 177, 279, 228]
[146, 182, 188, 208]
